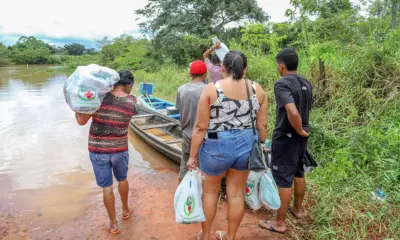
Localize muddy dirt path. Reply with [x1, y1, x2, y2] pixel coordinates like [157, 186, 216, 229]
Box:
[1, 169, 291, 240]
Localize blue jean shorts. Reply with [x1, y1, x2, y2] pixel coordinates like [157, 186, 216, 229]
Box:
[89, 151, 129, 188]
[199, 129, 257, 176]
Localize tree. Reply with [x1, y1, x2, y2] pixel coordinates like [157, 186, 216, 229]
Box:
[392, 0, 399, 28]
[0, 42, 10, 66]
[136, 0, 269, 37]
[368, 0, 399, 28]
[136, 0, 269, 65]
[10, 36, 60, 64]
[64, 43, 86, 55]
[85, 48, 98, 55]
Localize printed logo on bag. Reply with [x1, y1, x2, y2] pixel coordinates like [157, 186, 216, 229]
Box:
[78, 88, 97, 101]
[91, 71, 113, 80]
[184, 196, 195, 216]
[244, 181, 255, 196]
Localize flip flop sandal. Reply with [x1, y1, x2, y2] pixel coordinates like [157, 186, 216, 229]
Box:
[197, 230, 202, 240]
[103, 225, 120, 234]
[215, 231, 227, 240]
[257, 220, 285, 234]
[122, 207, 134, 220]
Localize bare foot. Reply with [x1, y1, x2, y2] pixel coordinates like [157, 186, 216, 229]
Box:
[258, 220, 286, 233]
[289, 206, 306, 219]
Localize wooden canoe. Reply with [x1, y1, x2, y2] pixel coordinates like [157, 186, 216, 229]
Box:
[137, 95, 180, 120]
[129, 104, 182, 164]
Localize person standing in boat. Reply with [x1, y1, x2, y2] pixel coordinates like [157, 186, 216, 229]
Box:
[75, 70, 136, 234]
[187, 51, 268, 240]
[176, 60, 207, 182]
[203, 42, 223, 83]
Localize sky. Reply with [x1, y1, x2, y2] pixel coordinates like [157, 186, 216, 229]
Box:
[0, 0, 291, 48]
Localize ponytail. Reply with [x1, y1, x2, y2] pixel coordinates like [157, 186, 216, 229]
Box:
[223, 51, 248, 80]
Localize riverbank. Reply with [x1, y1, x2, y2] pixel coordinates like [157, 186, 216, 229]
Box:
[1, 164, 310, 240]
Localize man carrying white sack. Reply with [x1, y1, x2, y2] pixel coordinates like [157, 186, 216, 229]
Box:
[74, 70, 137, 234]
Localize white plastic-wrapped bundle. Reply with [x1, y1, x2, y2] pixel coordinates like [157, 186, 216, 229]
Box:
[63, 64, 120, 114]
[212, 37, 230, 62]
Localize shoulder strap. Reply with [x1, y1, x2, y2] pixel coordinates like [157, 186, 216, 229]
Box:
[252, 81, 257, 95]
[245, 79, 256, 136]
[215, 81, 225, 102]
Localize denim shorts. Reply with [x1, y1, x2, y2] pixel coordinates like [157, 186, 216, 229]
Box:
[199, 129, 257, 176]
[89, 151, 129, 188]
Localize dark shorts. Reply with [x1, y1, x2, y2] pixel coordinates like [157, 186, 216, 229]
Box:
[271, 133, 308, 188]
[199, 129, 256, 176]
[89, 151, 129, 188]
[179, 134, 191, 179]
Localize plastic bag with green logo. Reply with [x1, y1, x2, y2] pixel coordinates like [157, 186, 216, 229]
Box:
[244, 171, 263, 210]
[63, 64, 120, 114]
[174, 169, 205, 224]
[259, 169, 281, 210]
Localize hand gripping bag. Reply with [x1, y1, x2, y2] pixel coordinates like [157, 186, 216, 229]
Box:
[244, 171, 263, 210]
[63, 64, 120, 114]
[259, 169, 281, 210]
[214, 42, 230, 63]
[211, 37, 229, 62]
[174, 169, 205, 224]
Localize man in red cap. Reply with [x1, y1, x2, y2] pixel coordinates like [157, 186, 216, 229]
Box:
[176, 60, 207, 182]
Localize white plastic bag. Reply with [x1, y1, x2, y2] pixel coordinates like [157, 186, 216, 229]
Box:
[244, 171, 263, 210]
[174, 169, 205, 224]
[212, 37, 229, 62]
[259, 169, 281, 210]
[63, 64, 120, 114]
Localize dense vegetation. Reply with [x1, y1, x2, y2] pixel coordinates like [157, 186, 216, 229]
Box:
[2, 0, 399, 238]
[0, 36, 97, 66]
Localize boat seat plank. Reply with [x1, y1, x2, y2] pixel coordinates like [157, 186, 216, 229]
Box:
[131, 114, 155, 119]
[166, 139, 182, 144]
[141, 123, 178, 130]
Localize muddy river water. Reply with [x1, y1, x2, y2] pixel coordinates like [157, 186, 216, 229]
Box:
[0, 65, 177, 223]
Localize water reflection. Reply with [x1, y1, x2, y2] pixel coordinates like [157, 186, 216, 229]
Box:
[0, 66, 91, 190]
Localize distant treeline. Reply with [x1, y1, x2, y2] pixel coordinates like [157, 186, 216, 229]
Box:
[0, 36, 98, 66]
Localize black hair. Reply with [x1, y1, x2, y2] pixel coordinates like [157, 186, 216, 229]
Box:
[223, 51, 247, 80]
[211, 54, 221, 65]
[117, 70, 134, 86]
[276, 48, 299, 71]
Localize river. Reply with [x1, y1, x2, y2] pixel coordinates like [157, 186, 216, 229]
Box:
[0, 65, 177, 225]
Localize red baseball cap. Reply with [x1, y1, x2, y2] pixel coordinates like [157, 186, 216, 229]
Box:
[190, 60, 207, 75]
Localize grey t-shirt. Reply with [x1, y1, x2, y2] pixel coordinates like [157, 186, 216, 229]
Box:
[273, 74, 312, 140]
[176, 82, 206, 139]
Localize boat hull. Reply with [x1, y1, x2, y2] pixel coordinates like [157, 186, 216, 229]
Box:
[138, 96, 180, 119]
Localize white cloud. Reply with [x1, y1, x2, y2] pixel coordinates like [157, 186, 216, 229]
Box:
[257, 0, 291, 22]
[0, 0, 290, 42]
[0, 0, 147, 40]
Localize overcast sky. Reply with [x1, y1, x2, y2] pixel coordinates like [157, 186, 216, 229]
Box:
[0, 0, 291, 47]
